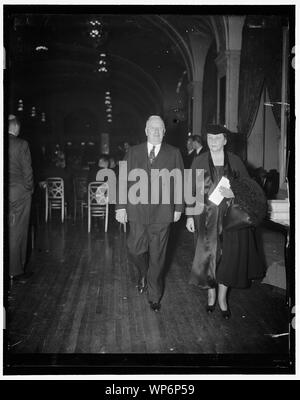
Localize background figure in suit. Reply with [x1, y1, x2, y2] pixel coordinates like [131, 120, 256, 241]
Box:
[8, 115, 34, 278]
[183, 136, 195, 168]
[116, 115, 184, 312]
[192, 134, 205, 158]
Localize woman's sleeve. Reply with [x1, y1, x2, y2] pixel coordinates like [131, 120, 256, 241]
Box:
[185, 156, 205, 216]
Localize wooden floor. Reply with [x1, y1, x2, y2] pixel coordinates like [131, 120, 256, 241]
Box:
[6, 217, 290, 355]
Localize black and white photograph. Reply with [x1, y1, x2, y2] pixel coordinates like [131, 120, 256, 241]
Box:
[2, 2, 296, 378]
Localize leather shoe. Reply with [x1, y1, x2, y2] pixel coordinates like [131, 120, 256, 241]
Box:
[220, 309, 231, 320]
[137, 277, 147, 294]
[206, 303, 216, 314]
[149, 301, 161, 312]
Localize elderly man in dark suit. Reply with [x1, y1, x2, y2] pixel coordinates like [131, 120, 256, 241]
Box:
[116, 115, 184, 312]
[8, 115, 34, 279]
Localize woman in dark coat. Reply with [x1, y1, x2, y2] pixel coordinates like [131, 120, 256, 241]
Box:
[186, 125, 265, 319]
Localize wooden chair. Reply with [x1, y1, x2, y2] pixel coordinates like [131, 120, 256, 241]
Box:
[73, 176, 88, 221]
[45, 177, 66, 223]
[88, 182, 109, 232]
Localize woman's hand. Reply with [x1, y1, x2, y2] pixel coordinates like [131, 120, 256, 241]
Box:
[186, 217, 195, 233]
[219, 186, 235, 198]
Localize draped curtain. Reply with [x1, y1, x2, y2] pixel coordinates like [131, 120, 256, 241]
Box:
[265, 29, 283, 129]
[238, 18, 283, 140]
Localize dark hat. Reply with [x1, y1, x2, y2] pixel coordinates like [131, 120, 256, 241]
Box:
[206, 124, 231, 136]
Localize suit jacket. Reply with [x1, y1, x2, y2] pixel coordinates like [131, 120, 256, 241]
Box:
[9, 134, 33, 205]
[193, 147, 206, 160]
[116, 141, 184, 224]
[183, 149, 196, 168]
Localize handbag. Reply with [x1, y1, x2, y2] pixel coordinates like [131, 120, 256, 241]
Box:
[223, 200, 255, 231]
[222, 175, 267, 231]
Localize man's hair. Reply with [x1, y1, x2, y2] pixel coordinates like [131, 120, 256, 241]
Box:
[98, 154, 109, 164]
[145, 115, 165, 131]
[8, 114, 20, 128]
[8, 115, 21, 136]
[192, 135, 202, 145]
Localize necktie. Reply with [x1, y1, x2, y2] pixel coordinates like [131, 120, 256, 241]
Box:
[149, 145, 156, 164]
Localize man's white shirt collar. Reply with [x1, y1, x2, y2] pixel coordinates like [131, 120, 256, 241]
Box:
[147, 142, 161, 157]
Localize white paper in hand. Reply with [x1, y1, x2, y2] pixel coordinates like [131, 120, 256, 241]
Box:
[208, 176, 230, 205]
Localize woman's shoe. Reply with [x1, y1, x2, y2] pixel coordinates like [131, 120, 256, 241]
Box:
[220, 308, 231, 320]
[206, 288, 217, 314]
[206, 302, 216, 314]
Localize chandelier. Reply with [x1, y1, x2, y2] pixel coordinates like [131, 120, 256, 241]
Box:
[98, 52, 108, 73]
[17, 99, 23, 112]
[87, 17, 107, 47]
[105, 90, 112, 124]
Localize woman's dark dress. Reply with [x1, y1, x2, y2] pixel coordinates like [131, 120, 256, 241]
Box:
[189, 151, 265, 289]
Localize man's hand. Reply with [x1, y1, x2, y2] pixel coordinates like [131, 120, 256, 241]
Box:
[186, 217, 195, 233]
[116, 209, 127, 224]
[173, 211, 181, 223]
[219, 186, 235, 199]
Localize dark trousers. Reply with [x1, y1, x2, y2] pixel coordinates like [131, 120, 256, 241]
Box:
[127, 222, 170, 303]
[9, 196, 32, 277]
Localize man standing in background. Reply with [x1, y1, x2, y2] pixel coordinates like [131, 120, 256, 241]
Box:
[183, 135, 195, 168]
[192, 134, 205, 158]
[8, 115, 34, 279]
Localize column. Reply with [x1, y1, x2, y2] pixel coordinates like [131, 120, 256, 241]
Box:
[187, 80, 203, 134]
[215, 16, 245, 131]
[187, 33, 212, 134]
[225, 49, 242, 131]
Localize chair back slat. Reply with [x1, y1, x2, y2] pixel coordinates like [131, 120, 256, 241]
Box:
[88, 182, 109, 232]
[45, 177, 65, 222]
[89, 182, 109, 206]
[46, 177, 64, 199]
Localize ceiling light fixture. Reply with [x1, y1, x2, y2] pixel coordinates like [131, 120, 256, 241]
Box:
[36, 46, 48, 51]
[89, 19, 102, 26]
[17, 99, 23, 112]
[31, 106, 36, 117]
